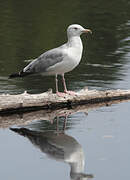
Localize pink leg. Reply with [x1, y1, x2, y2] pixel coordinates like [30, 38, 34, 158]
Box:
[63, 115, 67, 131]
[55, 74, 66, 97]
[62, 74, 76, 95]
[62, 74, 67, 92]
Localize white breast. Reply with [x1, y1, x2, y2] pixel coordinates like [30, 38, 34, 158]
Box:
[43, 36, 83, 75]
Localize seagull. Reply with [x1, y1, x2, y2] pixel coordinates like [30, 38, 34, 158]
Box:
[9, 24, 92, 96]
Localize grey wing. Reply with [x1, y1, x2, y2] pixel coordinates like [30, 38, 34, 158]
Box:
[23, 48, 65, 74]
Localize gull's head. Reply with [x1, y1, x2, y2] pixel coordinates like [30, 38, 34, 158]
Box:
[67, 24, 92, 38]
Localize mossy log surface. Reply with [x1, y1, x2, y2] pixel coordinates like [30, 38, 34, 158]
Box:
[0, 87, 130, 115]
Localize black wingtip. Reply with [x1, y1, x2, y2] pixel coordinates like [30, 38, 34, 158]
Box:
[10, 127, 20, 132]
[10, 127, 29, 136]
[9, 70, 32, 79]
[9, 73, 20, 79]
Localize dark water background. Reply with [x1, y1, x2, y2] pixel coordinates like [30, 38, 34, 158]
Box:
[0, 0, 130, 180]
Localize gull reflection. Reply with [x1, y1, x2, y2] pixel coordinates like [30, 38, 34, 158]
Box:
[10, 119, 93, 180]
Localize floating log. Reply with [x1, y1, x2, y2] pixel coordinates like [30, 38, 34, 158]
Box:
[0, 87, 130, 115]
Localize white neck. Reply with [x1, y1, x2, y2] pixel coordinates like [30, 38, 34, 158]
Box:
[70, 159, 84, 174]
[67, 36, 83, 49]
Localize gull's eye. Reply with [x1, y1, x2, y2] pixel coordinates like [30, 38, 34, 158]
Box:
[74, 27, 78, 30]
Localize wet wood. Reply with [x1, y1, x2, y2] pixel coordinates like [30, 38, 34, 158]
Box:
[0, 87, 130, 115]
